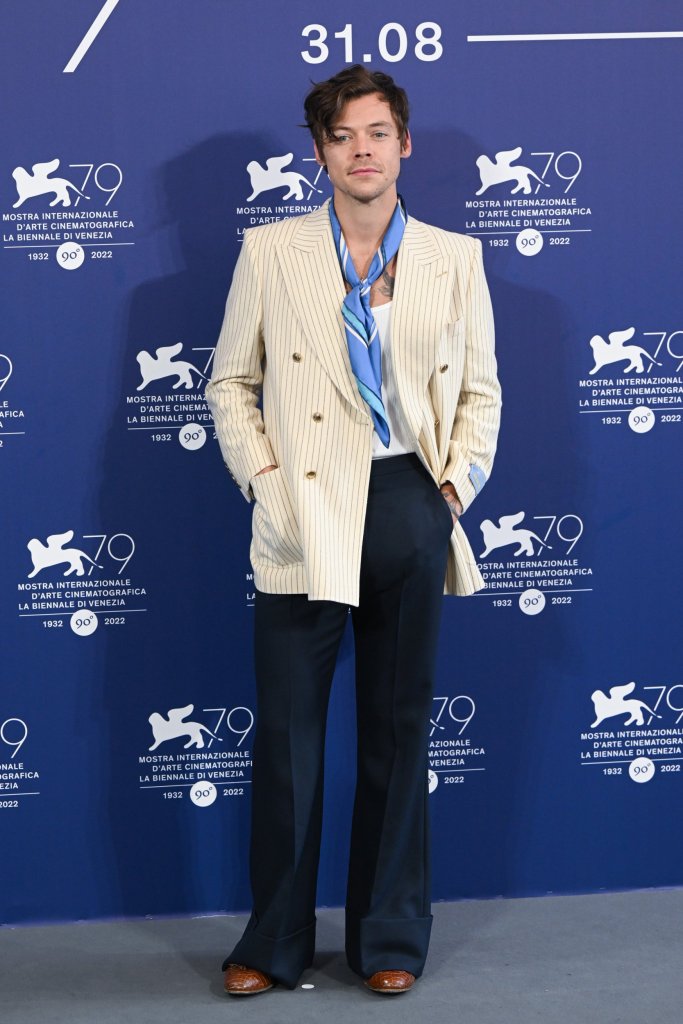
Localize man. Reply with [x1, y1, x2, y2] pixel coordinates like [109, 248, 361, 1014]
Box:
[206, 65, 501, 996]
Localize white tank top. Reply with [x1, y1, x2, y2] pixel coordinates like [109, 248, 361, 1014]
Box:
[370, 301, 417, 459]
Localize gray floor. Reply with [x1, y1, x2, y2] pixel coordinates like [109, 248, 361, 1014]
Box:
[1, 889, 681, 1024]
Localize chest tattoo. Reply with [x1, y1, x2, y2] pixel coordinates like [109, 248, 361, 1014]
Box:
[376, 266, 395, 298]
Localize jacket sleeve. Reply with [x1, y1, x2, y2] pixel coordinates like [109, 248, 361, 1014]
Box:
[441, 238, 501, 513]
[205, 229, 276, 502]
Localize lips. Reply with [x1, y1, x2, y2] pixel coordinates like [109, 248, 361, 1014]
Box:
[350, 167, 380, 175]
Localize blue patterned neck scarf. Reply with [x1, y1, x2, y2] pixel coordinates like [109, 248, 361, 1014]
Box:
[329, 197, 407, 447]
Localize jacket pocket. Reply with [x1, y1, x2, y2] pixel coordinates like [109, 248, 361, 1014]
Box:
[250, 467, 304, 566]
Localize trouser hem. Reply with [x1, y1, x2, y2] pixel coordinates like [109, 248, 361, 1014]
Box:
[345, 914, 433, 979]
[222, 918, 316, 989]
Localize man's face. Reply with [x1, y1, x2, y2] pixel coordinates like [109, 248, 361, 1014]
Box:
[314, 92, 411, 206]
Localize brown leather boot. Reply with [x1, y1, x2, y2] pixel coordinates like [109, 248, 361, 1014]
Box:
[365, 970, 416, 994]
[224, 963, 274, 996]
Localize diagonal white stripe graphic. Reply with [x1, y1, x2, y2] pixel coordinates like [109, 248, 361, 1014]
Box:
[63, 0, 121, 73]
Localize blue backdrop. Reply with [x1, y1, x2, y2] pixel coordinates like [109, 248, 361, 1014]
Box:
[2, 0, 682, 925]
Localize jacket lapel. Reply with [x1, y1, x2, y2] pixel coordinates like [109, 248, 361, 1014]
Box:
[275, 202, 365, 414]
[391, 217, 455, 442]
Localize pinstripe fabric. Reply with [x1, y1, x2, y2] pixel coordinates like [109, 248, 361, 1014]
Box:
[206, 200, 501, 606]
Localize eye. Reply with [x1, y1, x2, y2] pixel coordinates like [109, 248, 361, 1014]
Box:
[330, 133, 351, 144]
[372, 131, 388, 139]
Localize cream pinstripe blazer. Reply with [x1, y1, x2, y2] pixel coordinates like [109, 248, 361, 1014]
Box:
[206, 200, 501, 606]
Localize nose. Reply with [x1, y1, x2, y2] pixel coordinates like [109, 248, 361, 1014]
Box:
[354, 134, 372, 158]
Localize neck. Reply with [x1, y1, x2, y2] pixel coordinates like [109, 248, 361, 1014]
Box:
[332, 188, 399, 253]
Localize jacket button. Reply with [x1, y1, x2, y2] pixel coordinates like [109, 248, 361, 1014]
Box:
[434, 418, 440, 428]
[312, 412, 323, 422]
[439, 363, 449, 373]
[305, 470, 316, 479]
[292, 352, 302, 362]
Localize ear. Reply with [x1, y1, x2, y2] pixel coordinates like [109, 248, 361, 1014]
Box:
[313, 140, 326, 167]
[401, 128, 412, 159]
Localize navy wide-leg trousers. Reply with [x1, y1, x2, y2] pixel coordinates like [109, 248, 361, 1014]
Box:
[224, 453, 454, 987]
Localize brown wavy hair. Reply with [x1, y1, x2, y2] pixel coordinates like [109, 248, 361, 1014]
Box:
[303, 65, 410, 152]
